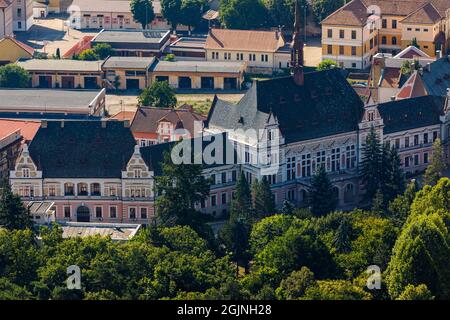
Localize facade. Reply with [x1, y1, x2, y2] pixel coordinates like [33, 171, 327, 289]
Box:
[131, 104, 205, 146]
[10, 120, 156, 224]
[32, 1, 47, 18]
[0, 119, 39, 179]
[17, 58, 103, 89]
[0, 0, 13, 38]
[321, 0, 450, 69]
[91, 29, 171, 57]
[204, 28, 290, 74]
[102, 56, 154, 90]
[0, 36, 34, 65]
[12, 0, 33, 31]
[0, 88, 106, 115]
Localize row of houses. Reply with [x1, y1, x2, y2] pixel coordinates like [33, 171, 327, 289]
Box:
[7, 5, 450, 224]
[321, 0, 450, 69]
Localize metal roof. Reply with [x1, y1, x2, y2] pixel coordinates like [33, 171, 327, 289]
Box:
[60, 222, 141, 241]
[103, 56, 155, 69]
[17, 59, 103, 72]
[152, 60, 245, 73]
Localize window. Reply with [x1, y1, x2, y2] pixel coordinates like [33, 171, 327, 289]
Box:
[17, 8, 21, 17]
[249, 53, 256, 61]
[91, 183, 101, 196]
[232, 170, 237, 182]
[236, 53, 243, 60]
[339, 29, 345, 38]
[382, 19, 387, 28]
[224, 52, 231, 60]
[95, 207, 102, 218]
[327, 45, 332, 54]
[221, 193, 227, 205]
[405, 137, 410, 148]
[433, 131, 438, 141]
[395, 138, 400, 149]
[64, 183, 74, 196]
[129, 207, 136, 219]
[267, 174, 276, 185]
[331, 148, 340, 172]
[424, 152, 429, 164]
[212, 52, 219, 59]
[352, 63, 356, 68]
[407, 27, 412, 31]
[315, 151, 326, 171]
[327, 29, 332, 38]
[301, 154, 312, 177]
[381, 36, 387, 45]
[140, 208, 147, 219]
[346, 145, 356, 169]
[392, 36, 397, 45]
[351, 30, 356, 39]
[261, 54, 268, 62]
[48, 186, 56, 197]
[339, 46, 344, 55]
[424, 28, 429, 32]
[414, 135, 419, 146]
[221, 172, 227, 184]
[368, 111, 374, 121]
[211, 194, 217, 207]
[405, 156, 410, 167]
[78, 183, 88, 196]
[22, 168, 30, 178]
[424, 133, 429, 144]
[392, 20, 397, 29]
[287, 189, 295, 201]
[414, 154, 419, 166]
[287, 157, 296, 180]
[351, 46, 356, 56]
[109, 206, 117, 218]
[370, 38, 374, 49]
[415, 28, 420, 32]
[134, 169, 141, 178]
[64, 206, 71, 218]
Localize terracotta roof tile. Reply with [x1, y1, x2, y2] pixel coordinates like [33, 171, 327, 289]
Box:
[401, 2, 442, 24]
[0, 119, 40, 142]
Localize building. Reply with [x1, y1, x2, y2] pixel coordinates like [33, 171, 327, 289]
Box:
[10, 120, 155, 224]
[67, 0, 175, 30]
[12, 0, 33, 31]
[91, 29, 171, 57]
[204, 28, 290, 74]
[60, 222, 141, 240]
[27, 201, 55, 224]
[131, 104, 205, 146]
[17, 58, 103, 89]
[169, 36, 207, 60]
[0, 119, 39, 179]
[102, 56, 154, 90]
[0, 0, 13, 38]
[150, 59, 246, 90]
[0, 36, 34, 65]
[371, 46, 435, 102]
[321, 0, 450, 69]
[33, 2, 48, 19]
[62, 35, 94, 59]
[0, 88, 106, 115]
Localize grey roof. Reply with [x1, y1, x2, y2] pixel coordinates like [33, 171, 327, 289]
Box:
[170, 36, 206, 49]
[152, 60, 245, 73]
[92, 29, 170, 44]
[17, 59, 103, 72]
[0, 89, 102, 111]
[206, 69, 364, 143]
[60, 222, 141, 241]
[68, 0, 133, 13]
[421, 56, 450, 96]
[103, 56, 155, 69]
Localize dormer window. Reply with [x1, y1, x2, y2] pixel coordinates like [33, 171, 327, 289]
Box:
[134, 169, 142, 178]
[268, 130, 273, 141]
[368, 111, 375, 121]
[23, 168, 30, 178]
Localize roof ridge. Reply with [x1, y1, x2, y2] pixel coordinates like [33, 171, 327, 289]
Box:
[321, 0, 367, 24]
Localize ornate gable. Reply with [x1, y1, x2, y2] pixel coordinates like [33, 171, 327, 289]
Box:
[11, 144, 42, 179]
[122, 145, 151, 179]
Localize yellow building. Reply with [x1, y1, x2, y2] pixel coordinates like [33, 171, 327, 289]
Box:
[0, 36, 34, 65]
[321, 0, 450, 69]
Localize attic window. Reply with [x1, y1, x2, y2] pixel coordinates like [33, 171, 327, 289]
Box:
[238, 117, 244, 124]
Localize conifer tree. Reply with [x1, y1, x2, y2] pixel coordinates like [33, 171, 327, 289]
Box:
[0, 179, 33, 230]
[424, 138, 446, 186]
[253, 176, 276, 218]
[383, 145, 405, 203]
[361, 126, 383, 202]
[309, 165, 337, 216]
[230, 172, 253, 221]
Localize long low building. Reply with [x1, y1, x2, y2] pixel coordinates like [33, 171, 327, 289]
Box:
[0, 88, 106, 115]
[17, 58, 103, 89]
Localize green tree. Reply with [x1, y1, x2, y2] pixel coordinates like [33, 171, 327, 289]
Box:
[388, 179, 419, 227]
[361, 126, 383, 202]
[397, 284, 434, 300]
[0, 64, 30, 88]
[138, 81, 177, 108]
[383, 146, 405, 204]
[220, 0, 269, 30]
[309, 165, 337, 216]
[280, 200, 295, 215]
[179, 0, 207, 33]
[275, 266, 315, 300]
[264, 0, 308, 29]
[302, 279, 371, 300]
[161, 0, 182, 31]
[55, 48, 61, 59]
[154, 150, 210, 227]
[371, 188, 385, 215]
[92, 43, 114, 59]
[78, 49, 99, 61]
[316, 58, 338, 71]
[130, 0, 155, 29]
[411, 37, 420, 49]
[253, 176, 276, 218]
[423, 138, 446, 186]
[311, 0, 344, 22]
[331, 216, 353, 253]
[0, 278, 33, 300]
[230, 172, 253, 221]
[0, 180, 33, 230]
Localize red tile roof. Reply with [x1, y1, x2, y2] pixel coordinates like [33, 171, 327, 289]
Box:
[62, 35, 94, 58]
[401, 2, 442, 24]
[0, 119, 40, 142]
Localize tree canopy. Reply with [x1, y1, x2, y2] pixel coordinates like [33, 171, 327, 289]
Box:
[0, 64, 30, 88]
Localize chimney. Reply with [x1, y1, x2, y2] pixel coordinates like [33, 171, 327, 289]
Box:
[436, 50, 442, 58]
[41, 120, 47, 128]
[390, 96, 396, 101]
[426, 63, 431, 72]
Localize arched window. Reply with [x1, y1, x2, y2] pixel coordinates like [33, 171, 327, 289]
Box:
[91, 183, 101, 196]
[64, 183, 74, 196]
[381, 36, 387, 45]
[344, 184, 355, 203]
[77, 183, 88, 196]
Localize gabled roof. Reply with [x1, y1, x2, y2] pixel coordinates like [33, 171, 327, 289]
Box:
[0, 37, 35, 56]
[0, 119, 40, 142]
[321, 0, 369, 26]
[394, 45, 431, 59]
[379, 67, 405, 88]
[28, 121, 140, 178]
[396, 71, 427, 99]
[401, 2, 442, 24]
[420, 56, 450, 96]
[103, 56, 155, 69]
[131, 105, 205, 136]
[378, 95, 445, 133]
[207, 68, 364, 143]
[205, 28, 284, 52]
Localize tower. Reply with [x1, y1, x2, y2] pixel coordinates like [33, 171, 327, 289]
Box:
[291, 0, 304, 86]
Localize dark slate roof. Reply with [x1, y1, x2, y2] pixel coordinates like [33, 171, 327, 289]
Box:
[378, 95, 445, 134]
[206, 68, 364, 143]
[421, 57, 450, 96]
[28, 121, 138, 178]
[141, 133, 236, 176]
[0, 112, 101, 120]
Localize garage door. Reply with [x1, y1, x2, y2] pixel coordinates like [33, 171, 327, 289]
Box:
[126, 79, 140, 90]
[201, 77, 214, 89]
[61, 76, 75, 89]
[224, 77, 238, 90]
[84, 77, 98, 89]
